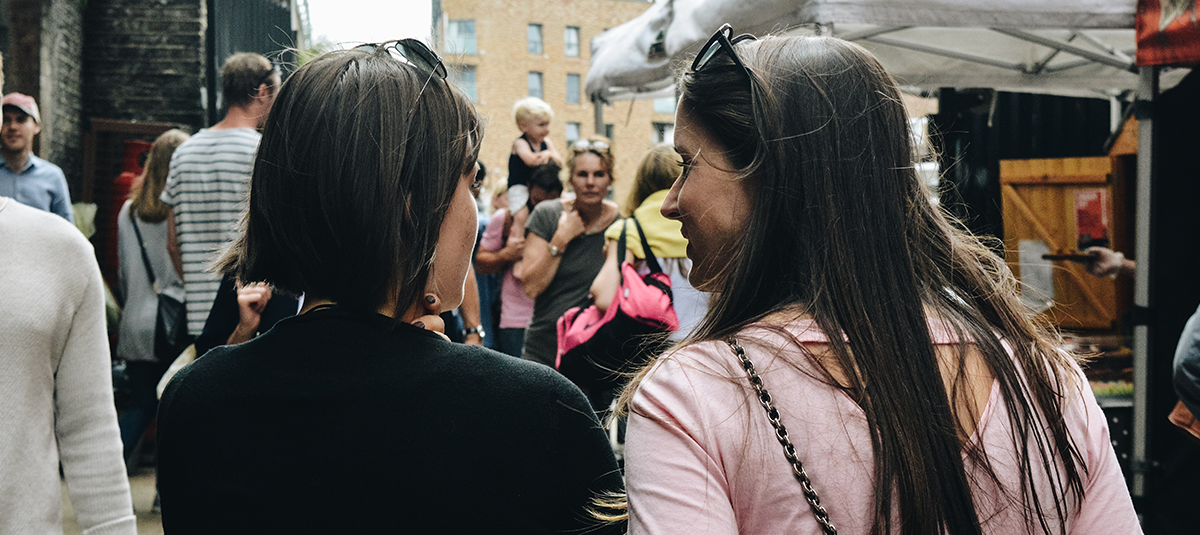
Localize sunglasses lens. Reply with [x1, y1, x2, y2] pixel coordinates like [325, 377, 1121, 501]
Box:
[696, 40, 724, 71]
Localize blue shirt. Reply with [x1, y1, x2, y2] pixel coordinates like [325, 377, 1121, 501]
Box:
[0, 154, 73, 223]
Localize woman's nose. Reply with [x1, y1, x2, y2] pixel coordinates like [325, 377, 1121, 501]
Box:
[661, 177, 682, 219]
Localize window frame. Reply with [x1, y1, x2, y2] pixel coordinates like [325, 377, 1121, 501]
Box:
[445, 19, 477, 56]
[566, 73, 581, 105]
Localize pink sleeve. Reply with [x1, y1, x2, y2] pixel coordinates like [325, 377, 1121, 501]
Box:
[479, 209, 505, 252]
[1067, 369, 1143, 535]
[626, 352, 739, 535]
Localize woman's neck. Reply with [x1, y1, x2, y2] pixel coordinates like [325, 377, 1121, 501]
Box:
[575, 199, 605, 223]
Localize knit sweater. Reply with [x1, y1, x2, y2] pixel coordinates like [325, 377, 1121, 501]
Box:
[0, 198, 137, 535]
[158, 306, 626, 534]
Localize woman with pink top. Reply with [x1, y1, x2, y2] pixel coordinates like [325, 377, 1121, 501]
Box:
[602, 26, 1141, 534]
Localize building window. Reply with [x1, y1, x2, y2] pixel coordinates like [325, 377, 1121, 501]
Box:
[527, 24, 543, 54]
[566, 122, 581, 143]
[566, 74, 581, 105]
[565, 26, 581, 57]
[605, 123, 614, 142]
[528, 72, 543, 99]
[653, 97, 676, 114]
[446, 20, 476, 55]
[653, 122, 675, 144]
[449, 64, 477, 103]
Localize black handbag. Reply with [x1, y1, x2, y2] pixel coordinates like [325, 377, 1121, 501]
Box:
[555, 217, 679, 394]
[129, 209, 192, 362]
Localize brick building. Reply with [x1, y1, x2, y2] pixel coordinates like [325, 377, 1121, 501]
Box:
[0, 0, 306, 284]
[434, 0, 673, 202]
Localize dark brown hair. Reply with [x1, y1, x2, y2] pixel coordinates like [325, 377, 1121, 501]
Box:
[216, 43, 483, 321]
[221, 52, 276, 109]
[615, 36, 1085, 534]
[130, 129, 190, 223]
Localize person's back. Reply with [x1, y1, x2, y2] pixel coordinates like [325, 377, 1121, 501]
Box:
[163, 127, 262, 334]
[158, 306, 621, 533]
[162, 52, 278, 335]
[627, 320, 1137, 534]
[0, 198, 136, 534]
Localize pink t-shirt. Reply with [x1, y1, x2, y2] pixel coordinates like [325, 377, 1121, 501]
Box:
[626, 320, 1141, 534]
[480, 209, 535, 329]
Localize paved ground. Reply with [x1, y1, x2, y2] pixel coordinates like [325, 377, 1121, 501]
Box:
[62, 468, 163, 535]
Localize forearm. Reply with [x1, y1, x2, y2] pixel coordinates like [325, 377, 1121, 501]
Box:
[590, 244, 622, 314]
[475, 249, 513, 274]
[520, 236, 562, 299]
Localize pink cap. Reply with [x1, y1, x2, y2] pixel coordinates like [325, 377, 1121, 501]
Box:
[2, 93, 40, 124]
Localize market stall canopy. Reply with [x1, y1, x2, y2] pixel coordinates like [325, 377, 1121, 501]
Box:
[587, 0, 1185, 101]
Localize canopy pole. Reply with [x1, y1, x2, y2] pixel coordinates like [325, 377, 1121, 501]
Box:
[1132, 64, 1158, 499]
[593, 95, 605, 136]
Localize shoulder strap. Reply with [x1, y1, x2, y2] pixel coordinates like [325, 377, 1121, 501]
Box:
[615, 218, 629, 285]
[128, 208, 160, 292]
[630, 216, 663, 274]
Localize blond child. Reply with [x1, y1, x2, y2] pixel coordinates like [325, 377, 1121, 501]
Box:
[507, 97, 563, 223]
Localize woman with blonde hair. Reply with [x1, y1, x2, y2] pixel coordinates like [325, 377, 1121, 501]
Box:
[517, 136, 620, 369]
[114, 128, 190, 464]
[615, 26, 1139, 534]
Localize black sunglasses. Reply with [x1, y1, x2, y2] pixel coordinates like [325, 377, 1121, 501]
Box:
[691, 23, 757, 79]
[357, 39, 448, 80]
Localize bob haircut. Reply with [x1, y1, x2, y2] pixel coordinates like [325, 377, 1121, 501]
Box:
[131, 129, 190, 223]
[624, 143, 681, 216]
[615, 36, 1086, 534]
[512, 96, 554, 126]
[217, 43, 483, 321]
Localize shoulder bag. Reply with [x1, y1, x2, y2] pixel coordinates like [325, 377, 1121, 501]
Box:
[129, 209, 192, 362]
[726, 336, 838, 534]
[555, 217, 679, 393]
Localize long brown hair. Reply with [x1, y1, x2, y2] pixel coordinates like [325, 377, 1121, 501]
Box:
[216, 42, 483, 321]
[612, 36, 1085, 534]
[130, 129, 190, 223]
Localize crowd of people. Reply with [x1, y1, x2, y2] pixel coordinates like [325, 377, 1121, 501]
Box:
[0, 25, 1161, 535]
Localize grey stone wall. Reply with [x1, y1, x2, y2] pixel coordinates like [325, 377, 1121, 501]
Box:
[82, 0, 207, 130]
[39, 0, 83, 198]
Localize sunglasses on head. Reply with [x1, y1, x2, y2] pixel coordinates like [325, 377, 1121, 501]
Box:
[356, 39, 448, 80]
[572, 139, 611, 153]
[691, 23, 757, 80]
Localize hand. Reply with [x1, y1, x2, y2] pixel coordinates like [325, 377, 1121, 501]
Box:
[555, 209, 586, 244]
[465, 333, 483, 346]
[1084, 247, 1125, 278]
[411, 293, 450, 341]
[229, 282, 272, 344]
[499, 238, 525, 262]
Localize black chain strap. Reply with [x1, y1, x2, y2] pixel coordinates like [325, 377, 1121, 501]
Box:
[727, 336, 838, 535]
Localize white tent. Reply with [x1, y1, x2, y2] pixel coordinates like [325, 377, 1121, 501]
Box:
[586, 0, 1184, 101]
[587, 0, 1186, 502]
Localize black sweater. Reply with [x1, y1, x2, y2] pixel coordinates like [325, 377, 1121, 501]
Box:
[157, 307, 625, 534]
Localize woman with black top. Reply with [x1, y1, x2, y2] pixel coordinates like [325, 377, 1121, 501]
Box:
[155, 41, 624, 534]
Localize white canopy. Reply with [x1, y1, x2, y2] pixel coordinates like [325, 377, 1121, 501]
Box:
[587, 0, 1183, 100]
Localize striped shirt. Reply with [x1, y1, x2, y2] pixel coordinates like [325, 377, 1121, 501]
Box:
[161, 128, 260, 336]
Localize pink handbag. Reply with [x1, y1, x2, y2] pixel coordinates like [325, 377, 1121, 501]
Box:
[555, 217, 679, 390]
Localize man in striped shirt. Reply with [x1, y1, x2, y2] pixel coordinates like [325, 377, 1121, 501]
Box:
[163, 53, 280, 336]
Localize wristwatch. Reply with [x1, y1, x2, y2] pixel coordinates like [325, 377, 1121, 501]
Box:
[548, 243, 562, 257]
[465, 325, 486, 339]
